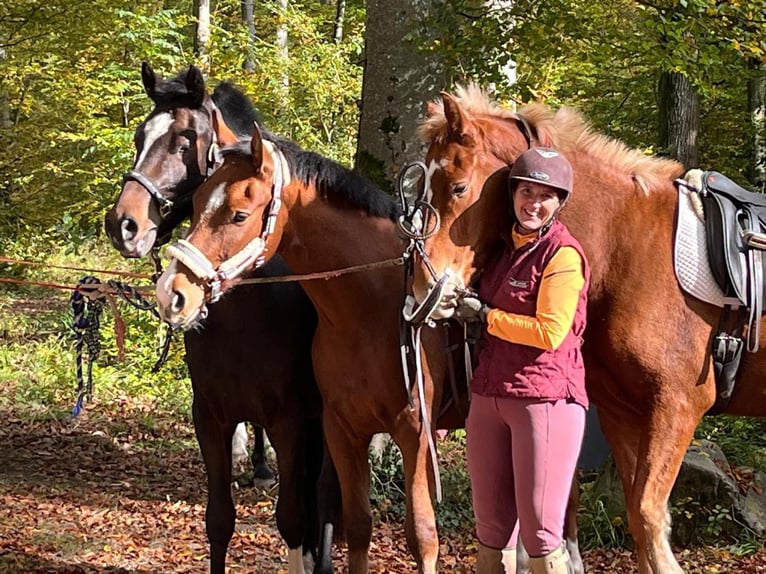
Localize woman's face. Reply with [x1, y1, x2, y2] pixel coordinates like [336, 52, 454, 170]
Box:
[512, 181, 561, 234]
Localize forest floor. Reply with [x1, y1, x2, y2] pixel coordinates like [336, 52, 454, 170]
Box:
[2, 397, 766, 573]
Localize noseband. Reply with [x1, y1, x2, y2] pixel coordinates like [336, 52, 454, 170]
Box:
[165, 145, 285, 303]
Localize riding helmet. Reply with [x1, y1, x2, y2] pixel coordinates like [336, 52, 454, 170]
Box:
[509, 147, 573, 202]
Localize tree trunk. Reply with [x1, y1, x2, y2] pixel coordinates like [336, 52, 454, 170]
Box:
[356, 0, 447, 191]
[748, 60, 766, 192]
[0, 47, 10, 128]
[241, 0, 257, 72]
[276, 0, 289, 106]
[334, 0, 346, 43]
[658, 70, 699, 169]
[194, 0, 211, 73]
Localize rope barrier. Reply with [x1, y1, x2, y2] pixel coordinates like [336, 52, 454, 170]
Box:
[0, 256, 153, 280]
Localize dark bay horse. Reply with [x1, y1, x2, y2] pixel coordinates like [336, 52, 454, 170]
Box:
[104, 61, 272, 484]
[410, 85, 766, 574]
[153, 126, 456, 574]
[104, 64, 338, 574]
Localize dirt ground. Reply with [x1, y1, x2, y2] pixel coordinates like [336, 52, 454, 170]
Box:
[1, 404, 766, 574]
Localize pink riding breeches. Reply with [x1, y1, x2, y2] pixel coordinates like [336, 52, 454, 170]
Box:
[466, 394, 585, 556]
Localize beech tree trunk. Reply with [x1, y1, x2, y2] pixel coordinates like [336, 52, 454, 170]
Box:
[334, 0, 346, 43]
[194, 0, 211, 73]
[241, 0, 257, 72]
[356, 0, 447, 191]
[748, 60, 766, 192]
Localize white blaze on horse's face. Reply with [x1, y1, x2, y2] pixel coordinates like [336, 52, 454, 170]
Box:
[155, 259, 206, 330]
[134, 112, 174, 169]
[185, 182, 227, 243]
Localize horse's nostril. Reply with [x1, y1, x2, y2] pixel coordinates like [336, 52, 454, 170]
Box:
[120, 216, 138, 241]
[171, 290, 186, 314]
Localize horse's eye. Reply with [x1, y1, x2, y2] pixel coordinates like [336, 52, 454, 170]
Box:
[452, 184, 468, 197]
[232, 211, 249, 224]
[175, 136, 191, 154]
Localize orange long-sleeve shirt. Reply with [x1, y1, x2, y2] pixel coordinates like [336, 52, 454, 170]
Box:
[485, 229, 586, 351]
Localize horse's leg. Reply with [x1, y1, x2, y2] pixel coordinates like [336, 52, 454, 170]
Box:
[193, 399, 235, 574]
[270, 421, 311, 574]
[393, 416, 439, 574]
[251, 423, 276, 487]
[323, 409, 373, 574]
[231, 422, 249, 473]
[314, 433, 341, 574]
[632, 399, 701, 574]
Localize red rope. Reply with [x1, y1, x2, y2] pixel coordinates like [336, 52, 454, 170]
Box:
[0, 256, 153, 280]
[0, 275, 155, 297]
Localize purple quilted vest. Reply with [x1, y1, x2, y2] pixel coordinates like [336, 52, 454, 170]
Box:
[472, 220, 590, 407]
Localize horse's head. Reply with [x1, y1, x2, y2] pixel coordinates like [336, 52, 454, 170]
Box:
[155, 125, 288, 329]
[104, 62, 240, 258]
[411, 86, 540, 320]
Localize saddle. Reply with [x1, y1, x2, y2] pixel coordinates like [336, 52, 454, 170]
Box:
[701, 170, 766, 351]
[697, 171, 766, 414]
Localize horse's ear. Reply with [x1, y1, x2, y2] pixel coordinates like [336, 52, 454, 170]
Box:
[442, 92, 475, 145]
[212, 107, 239, 146]
[426, 100, 440, 118]
[141, 62, 157, 99]
[537, 127, 552, 148]
[250, 123, 264, 172]
[186, 66, 206, 108]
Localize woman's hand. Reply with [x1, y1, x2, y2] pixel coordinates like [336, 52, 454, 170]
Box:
[454, 295, 488, 323]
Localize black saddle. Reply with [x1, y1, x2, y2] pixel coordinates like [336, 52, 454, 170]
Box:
[697, 171, 766, 414]
[701, 170, 766, 352]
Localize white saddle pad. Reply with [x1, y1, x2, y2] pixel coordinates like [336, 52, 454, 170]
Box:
[674, 179, 729, 307]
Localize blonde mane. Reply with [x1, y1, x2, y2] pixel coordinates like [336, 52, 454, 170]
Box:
[419, 84, 685, 191]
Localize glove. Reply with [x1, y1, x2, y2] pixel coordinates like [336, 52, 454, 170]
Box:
[453, 295, 488, 323]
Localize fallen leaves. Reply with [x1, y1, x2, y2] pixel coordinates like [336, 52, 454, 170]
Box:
[1, 400, 766, 573]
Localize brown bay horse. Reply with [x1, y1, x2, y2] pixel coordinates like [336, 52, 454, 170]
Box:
[104, 64, 338, 574]
[152, 126, 460, 574]
[410, 85, 766, 574]
[151, 120, 584, 572]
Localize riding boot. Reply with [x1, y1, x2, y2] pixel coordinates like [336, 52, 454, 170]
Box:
[528, 544, 571, 574]
[477, 543, 516, 574]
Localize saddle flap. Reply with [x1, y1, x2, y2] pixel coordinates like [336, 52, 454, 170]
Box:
[701, 191, 748, 303]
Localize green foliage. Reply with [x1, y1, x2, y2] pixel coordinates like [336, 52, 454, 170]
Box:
[577, 478, 630, 550]
[422, 0, 765, 184]
[696, 416, 766, 471]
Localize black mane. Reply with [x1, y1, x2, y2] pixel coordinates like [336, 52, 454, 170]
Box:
[211, 82, 264, 136]
[150, 70, 263, 135]
[222, 136, 401, 221]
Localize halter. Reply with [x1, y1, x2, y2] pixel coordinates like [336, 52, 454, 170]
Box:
[122, 105, 222, 221]
[165, 144, 285, 303]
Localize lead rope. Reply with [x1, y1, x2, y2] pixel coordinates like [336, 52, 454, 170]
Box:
[70, 276, 105, 417]
[411, 324, 442, 503]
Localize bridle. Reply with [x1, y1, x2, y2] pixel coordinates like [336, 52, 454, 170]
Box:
[122, 104, 222, 222]
[400, 114, 537, 326]
[164, 141, 285, 304]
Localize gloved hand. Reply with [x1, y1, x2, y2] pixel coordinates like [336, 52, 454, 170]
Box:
[453, 295, 488, 323]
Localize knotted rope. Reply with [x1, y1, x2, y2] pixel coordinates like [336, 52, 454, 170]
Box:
[69, 275, 173, 417]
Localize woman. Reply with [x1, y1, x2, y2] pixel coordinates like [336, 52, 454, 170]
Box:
[455, 147, 590, 574]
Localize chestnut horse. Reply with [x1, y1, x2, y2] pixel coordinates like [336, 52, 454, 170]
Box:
[104, 64, 339, 574]
[151, 121, 585, 572]
[410, 85, 766, 574]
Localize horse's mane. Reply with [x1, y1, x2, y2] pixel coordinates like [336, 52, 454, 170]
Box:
[150, 71, 263, 136]
[221, 137, 401, 221]
[419, 84, 685, 191]
[211, 82, 264, 136]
